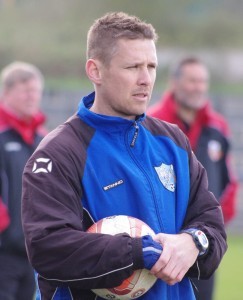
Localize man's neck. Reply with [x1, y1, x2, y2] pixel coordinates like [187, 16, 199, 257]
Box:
[2, 102, 32, 123]
[177, 105, 197, 125]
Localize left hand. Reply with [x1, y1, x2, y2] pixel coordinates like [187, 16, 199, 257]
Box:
[150, 232, 199, 285]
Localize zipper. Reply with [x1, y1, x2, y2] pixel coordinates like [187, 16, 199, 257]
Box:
[126, 125, 165, 232]
[130, 121, 139, 147]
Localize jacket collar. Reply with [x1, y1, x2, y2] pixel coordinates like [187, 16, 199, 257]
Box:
[159, 91, 210, 150]
[0, 104, 46, 145]
[77, 92, 145, 132]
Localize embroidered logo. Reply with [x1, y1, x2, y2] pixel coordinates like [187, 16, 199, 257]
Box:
[32, 158, 52, 174]
[155, 163, 176, 192]
[4, 142, 22, 152]
[207, 140, 223, 162]
[103, 180, 124, 191]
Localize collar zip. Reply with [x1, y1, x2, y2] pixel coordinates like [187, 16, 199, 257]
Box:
[130, 121, 139, 147]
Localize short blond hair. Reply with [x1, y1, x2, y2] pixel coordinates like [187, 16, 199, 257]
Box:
[87, 12, 158, 65]
[1, 61, 44, 91]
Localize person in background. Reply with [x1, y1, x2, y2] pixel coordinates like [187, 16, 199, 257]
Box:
[22, 13, 227, 300]
[147, 56, 238, 300]
[0, 197, 10, 233]
[0, 61, 46, 300]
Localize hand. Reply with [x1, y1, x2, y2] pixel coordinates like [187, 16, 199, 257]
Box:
[150, 232, 199, 285]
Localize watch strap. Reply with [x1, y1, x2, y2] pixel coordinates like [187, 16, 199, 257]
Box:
[180, 228, 209, 256]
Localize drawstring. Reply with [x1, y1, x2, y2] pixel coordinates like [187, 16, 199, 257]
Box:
[130, 121, 139, 147]
[196, 260, 201, 280]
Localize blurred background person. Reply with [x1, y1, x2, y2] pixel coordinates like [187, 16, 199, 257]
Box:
[0, 195, 10, 233]
[147, 56, 238, 300]
[0, 62, 46, 300]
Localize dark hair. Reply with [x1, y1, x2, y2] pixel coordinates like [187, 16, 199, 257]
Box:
[87, 12, 158, 65]
[171, 57, 206, 78]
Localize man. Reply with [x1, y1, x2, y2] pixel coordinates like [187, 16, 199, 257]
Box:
[148, 57, 238, 300]
[0, 61, 46, 300]
[22, 13, 227, 300]
[0, 198, 10, 233]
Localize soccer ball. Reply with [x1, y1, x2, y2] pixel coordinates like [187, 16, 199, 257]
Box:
[86, 215, 157, 299]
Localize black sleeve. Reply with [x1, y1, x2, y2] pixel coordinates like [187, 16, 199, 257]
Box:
[182, 139, 227, 279]
[0, 141, 7, 204]
[21, 132, 143, 290]
[0, 141, 3, 199]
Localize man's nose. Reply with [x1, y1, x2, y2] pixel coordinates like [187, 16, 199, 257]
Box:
[138, 68, 153, 86]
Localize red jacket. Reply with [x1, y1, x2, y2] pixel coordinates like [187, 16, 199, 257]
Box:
[0, 105, 46, 145]
[148, 92, 238, 224]
[0, 198, 9, 232]
[0, 105, 46, 235]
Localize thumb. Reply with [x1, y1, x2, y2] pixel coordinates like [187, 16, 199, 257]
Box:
[153, 233, 166, 245]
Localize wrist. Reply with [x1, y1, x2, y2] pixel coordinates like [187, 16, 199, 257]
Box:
[180, 228, 209, 256]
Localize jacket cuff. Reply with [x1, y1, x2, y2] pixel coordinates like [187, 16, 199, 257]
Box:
[131, 237, 144, 270]
[142, 235, 163, 269]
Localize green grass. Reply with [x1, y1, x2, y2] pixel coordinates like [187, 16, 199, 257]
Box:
[214, 235, 243, 300]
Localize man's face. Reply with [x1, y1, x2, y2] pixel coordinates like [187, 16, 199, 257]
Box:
[97, 38, 157, 119]
[173, 63, 209, 110]
[3, 78, 42, 119]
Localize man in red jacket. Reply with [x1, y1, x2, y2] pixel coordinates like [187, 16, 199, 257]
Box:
[0, 61, 46, 300]
[0, 199, 9, 232]
[148, 56, 238, 300]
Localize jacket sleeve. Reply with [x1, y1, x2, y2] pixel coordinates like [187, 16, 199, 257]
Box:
[0, 145, 10, 233]
[21, 138, 143, 289]
[182, 139, 227, 279]
[0, 197, 10, 233]
[220, 179, 238, 224]
[211, 115, 238, 224]
[219, 152, 238, 224]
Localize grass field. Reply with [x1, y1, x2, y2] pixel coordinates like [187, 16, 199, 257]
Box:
[214, 235, 243, 300]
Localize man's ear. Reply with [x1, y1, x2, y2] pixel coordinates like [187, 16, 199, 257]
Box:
[85, 59, 102, 85]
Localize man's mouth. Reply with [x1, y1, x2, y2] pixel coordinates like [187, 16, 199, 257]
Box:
[132, 92, 149, 99]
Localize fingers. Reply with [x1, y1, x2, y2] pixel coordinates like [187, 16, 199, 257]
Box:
[150, 241, 170, 275]
[151, 251, 187, 285]
[150, 241, 178, 284]
[149, 233, 196, 285]
[165, 269, 185, 286]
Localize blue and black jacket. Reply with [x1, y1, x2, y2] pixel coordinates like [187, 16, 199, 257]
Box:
[22, 92, 227, 300]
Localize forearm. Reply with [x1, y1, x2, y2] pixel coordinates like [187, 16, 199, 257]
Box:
[26, 226, 143, 289]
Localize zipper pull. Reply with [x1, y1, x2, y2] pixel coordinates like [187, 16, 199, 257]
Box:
[130, 121, 139, 147]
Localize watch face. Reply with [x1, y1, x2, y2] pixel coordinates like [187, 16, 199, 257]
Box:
[196, 230, 209, 249]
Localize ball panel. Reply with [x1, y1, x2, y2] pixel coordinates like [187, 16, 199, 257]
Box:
[109, 270, 142, 295]
[87, 215, 157, 299]
[87, 222, 98, 233]
[105, 215, 131, 235]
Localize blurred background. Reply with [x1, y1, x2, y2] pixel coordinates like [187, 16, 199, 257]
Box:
[0, 0, 242, 299]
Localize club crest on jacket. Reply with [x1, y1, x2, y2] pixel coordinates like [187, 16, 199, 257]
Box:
[207, 140, 223, 162]
[154, 163, 176, 192]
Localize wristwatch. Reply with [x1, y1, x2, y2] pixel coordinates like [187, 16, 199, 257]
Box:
[181, 228, 209, 256]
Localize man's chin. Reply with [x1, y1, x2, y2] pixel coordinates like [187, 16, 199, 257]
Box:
[181, 99, 206, 111]
[134, 109, 146, 117]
